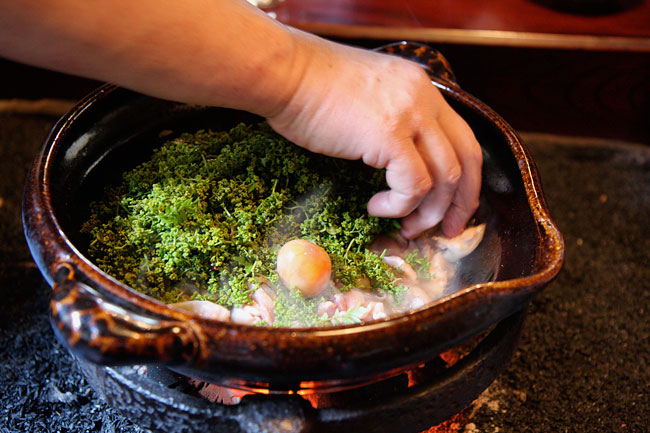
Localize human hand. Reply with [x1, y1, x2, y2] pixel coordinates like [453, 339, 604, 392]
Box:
[267, 33, 482, 239]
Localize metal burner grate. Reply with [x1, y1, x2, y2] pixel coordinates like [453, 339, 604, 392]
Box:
[76, 312, 525, 433]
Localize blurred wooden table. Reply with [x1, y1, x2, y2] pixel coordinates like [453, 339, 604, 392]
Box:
[271, 0, 650, 51]
[269, 0, 650, 142]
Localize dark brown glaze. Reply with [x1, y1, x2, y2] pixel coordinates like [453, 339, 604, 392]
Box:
[374, 41, 458, 86]
[22, 43, 564, 392]
[50, 263, 200, 366]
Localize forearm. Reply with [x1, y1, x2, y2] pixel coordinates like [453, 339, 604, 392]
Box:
[0, 0, 302, 116]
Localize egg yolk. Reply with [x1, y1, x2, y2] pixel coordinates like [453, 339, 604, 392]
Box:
[276, 239, 332, 297]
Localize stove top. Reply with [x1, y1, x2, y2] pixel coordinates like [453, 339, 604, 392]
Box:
[1, 112, 648, 432]
[72, 310, 523, 433]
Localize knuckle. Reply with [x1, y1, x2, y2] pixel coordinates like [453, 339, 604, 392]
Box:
[443, 165, 462, 189]
[412, 174, 433, 196]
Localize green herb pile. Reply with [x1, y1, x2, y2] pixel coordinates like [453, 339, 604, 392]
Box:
[82, 123, 403, 325]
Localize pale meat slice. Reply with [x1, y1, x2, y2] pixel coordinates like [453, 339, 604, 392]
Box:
[230, 287, 276, 325]
[171, 300, 230, 321]
[433, 224, 486, 262]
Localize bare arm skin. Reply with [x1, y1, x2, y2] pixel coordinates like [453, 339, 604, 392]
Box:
[0, 0, 481, 238]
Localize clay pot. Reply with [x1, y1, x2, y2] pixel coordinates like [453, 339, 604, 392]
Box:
[22, 42, 563, 392]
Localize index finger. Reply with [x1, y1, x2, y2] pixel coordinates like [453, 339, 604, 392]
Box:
[365, 139, 432, 219]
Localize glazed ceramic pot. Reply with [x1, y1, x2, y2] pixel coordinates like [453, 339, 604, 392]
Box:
[23, 42, 564, 393]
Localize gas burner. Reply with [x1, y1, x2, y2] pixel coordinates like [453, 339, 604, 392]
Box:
[76, 312, 525, 433]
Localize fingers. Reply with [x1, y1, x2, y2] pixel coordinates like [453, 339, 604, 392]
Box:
[437, 108, 483, 237]
[399, 119, 461, 239]
[383, 101, 482, 240]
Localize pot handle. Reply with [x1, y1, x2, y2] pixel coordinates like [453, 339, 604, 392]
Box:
[373, 41, 460, 87]
[50, 263, 200, 366]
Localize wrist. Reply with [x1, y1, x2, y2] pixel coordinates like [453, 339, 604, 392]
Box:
[257, 26, 321, 119]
